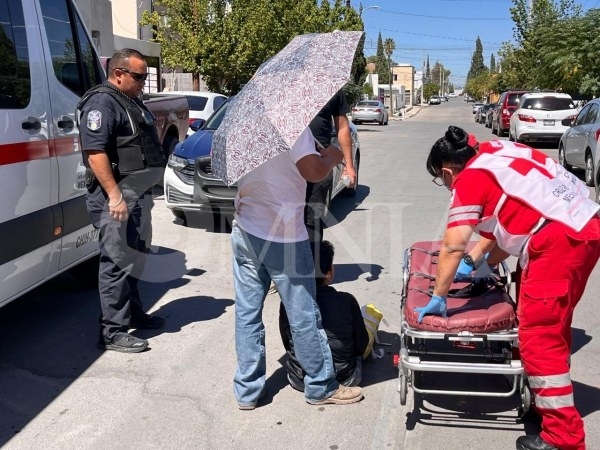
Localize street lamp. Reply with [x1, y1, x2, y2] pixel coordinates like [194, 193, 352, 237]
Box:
[359, 3, 379, 18]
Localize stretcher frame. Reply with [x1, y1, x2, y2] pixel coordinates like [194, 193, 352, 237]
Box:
[397, 242, 532, 415]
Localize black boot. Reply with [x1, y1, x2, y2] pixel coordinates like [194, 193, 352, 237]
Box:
[516, 435, 557, 450]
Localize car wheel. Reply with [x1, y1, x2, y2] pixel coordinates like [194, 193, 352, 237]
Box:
[491, 121, 498, 135]
[508, 129, 514, 141]
[162, 135, 179, 160]
[585, 152, 594, 187]
[342, 153, 360, 197]
[595, 183, 600, 204]
[558, 145, 572, 171]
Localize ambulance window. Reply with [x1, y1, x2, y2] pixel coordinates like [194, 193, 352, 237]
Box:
[0, 0, 31, 109]
[39, 0, 102, 96]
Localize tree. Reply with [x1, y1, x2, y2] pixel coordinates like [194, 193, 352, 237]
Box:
[467, 36, 487, 80]
[383, 38, 396, 110]
[142, 0, 368, 95]
[490, 54, 496, 73]
[431, 61, 450, 94]
[423, 82, 439, 101]
[425, 55, 431, 82]
[376, 32, 389, 84]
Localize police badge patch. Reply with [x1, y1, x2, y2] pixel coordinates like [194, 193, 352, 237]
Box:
[87, 110, 102, 130]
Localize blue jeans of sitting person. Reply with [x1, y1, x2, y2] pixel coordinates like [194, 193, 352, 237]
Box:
[231, 222, 338, 407]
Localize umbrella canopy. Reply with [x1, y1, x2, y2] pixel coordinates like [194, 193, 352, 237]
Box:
[212, 30, 364, 186]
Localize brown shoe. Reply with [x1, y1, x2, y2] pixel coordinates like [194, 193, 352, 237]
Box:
[307, 385, 363, 405]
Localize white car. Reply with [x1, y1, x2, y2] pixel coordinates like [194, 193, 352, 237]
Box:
[154, 91, 228, 136]
[509, 92, 577, 144]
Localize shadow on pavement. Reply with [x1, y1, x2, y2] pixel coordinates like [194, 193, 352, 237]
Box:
[571, 327, 592, 355]
[0, 244, 216, 447]
[332, 262, 384, 283]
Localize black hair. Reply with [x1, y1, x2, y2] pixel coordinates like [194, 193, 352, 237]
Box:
[426, 126, 477, 177]
[311, 240, 335, 286]
[108, 48, 146, 74]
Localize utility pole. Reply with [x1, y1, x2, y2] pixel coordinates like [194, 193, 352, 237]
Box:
[420, 59, 425, 105]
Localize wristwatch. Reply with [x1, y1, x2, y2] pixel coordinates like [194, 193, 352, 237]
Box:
[464, 254, 487, 270]
[464, 254, 477, 269]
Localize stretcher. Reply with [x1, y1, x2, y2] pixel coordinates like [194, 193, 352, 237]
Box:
[397, 241, 532, 415]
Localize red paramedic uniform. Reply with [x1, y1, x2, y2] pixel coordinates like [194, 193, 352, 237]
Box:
[448, 140, 600, 450]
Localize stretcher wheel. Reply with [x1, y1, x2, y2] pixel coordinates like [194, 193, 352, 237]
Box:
[399, 371, 408, 406]
[398, 348, 409, 405]
[519, 377, 532, 415]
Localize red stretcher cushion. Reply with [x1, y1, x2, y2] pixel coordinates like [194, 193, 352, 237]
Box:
[404, 241, 516, 333]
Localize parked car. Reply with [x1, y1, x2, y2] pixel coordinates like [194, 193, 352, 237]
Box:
[484, 103, 496, 128]
[509, 92, 577, 145]
[472, 102, 483, 114]
[429, 96, 441, 105]
[477, 103, 495, 124]
[491, 90, 528, 137]
[164, 99, 231, 219]
[558, 98, 600, 188]
[351, 100, 389, 125]
[194, 121, 362, 217]
[154, 90, 228, 136]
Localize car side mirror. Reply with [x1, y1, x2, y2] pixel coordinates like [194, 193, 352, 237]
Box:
[561, 118, 573, 127]
[190, 119, 205, 132]
[385, 106, 390, 109]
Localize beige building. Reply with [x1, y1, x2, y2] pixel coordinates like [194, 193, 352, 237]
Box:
[364, 61, 416, 109]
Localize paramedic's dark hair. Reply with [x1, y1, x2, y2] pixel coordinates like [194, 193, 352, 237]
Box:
[311, 240, 335, 286]
[426, 126, 477, 177]
[108, 48, 146, 74]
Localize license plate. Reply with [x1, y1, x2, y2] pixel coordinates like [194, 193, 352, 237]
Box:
[544, 119, 555, 126]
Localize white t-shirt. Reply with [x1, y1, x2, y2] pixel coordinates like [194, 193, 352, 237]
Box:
[234, 127, 320, 243]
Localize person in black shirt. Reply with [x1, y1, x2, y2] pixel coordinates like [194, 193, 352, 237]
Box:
[305, 90, 355, 248]
[279, 240, 369, 390]
[78, 49, 166, 353]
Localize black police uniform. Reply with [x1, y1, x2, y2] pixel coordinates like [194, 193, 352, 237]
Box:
[305, 90, 350, 245]
[77, 83, 165, 340]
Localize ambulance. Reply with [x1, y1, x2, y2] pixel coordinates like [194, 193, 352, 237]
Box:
[1, 0, 112, 307]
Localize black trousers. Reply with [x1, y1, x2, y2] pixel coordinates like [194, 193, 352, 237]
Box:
[87, 185, 154, 339]
[304, 174, 333, 246]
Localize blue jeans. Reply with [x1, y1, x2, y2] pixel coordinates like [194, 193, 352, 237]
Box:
[231, 222, 338, 406]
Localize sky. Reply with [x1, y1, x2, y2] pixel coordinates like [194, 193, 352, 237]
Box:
[358, 0, 600, 88]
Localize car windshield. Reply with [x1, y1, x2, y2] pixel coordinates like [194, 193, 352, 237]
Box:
[204, 101, 229, 130]
[521, 97, 574, 111]
[185, 96, 208, 111]
[358, 101, 380, 107]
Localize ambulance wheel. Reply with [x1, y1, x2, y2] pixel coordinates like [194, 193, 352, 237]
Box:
[69, 255, 99, 288]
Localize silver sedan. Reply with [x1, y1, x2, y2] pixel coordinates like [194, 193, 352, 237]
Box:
[351, 100, 389, 125]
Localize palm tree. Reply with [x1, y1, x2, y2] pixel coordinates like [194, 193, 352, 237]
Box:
[383, 38, 396, 112]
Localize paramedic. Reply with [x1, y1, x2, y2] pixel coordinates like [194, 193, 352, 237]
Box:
[78, 48, 166, 353]
[420, 126, 600, 450]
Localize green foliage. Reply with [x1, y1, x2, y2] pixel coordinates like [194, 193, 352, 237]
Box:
[142, 0, 367, 94]
[500, 0, 593, 94]
[376, 32, 389, 84]
[467, 37, 488, 80]
[423, 82, 439, 101]
[465, 72, 494, 101]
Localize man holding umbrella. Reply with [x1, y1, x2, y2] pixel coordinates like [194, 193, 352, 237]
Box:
[211, 31, 365, 409]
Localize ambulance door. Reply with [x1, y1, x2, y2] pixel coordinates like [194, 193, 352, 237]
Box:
[37, 0, 105, 271]
[0, 0, 54, 306]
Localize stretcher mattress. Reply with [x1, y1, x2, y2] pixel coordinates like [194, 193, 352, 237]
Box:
[404, 241, 516, 333]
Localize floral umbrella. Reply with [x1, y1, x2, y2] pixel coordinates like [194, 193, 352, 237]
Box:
[211, 30, 364, 186]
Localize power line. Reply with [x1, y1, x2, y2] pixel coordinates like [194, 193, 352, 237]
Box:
[376, 8, 513, 20]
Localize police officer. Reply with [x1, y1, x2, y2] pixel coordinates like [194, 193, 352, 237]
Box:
[78, 48, 166, 353]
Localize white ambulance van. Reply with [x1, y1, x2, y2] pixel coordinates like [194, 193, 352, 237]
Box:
[0, 0, 106, 307]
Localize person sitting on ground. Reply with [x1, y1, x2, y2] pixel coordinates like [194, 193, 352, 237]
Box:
[279, 240, 370, 390]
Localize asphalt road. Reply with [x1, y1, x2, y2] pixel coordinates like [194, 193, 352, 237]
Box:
[1, 98, 599, 450]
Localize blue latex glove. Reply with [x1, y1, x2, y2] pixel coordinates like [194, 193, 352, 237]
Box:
[414, 295, 447, 323]
[454, 258, 474, 281]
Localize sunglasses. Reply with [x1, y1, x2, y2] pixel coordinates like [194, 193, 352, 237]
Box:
[117, 67, 148, 82]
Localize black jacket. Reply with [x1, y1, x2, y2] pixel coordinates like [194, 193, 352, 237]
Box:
[279, 285, 369, 386]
